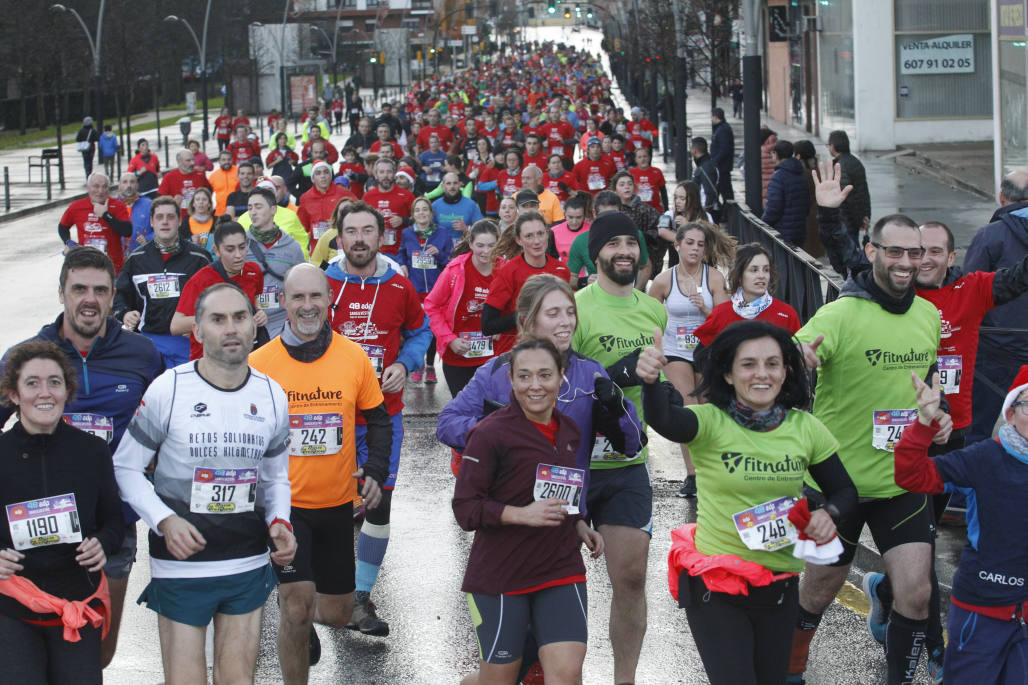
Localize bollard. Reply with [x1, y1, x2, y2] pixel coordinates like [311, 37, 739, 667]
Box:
[117, 152, 122, 179]
[165, 136, 170, 170]
[3, 166, 9, 212]
[45, 162, 52, 202]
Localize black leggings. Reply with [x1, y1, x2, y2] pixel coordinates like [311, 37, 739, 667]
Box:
[425, 335, 437, 366]
[442, 363, 481, 397]
[0, 612, 102, 685]
[683, 573, 799, 685]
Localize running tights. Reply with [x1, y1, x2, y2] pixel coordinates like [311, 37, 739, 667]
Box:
[0, 613, 102, 685]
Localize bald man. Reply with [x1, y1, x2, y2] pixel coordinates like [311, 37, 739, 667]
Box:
[521, 164, 564, 225]
[432, 171, 483, 235]
[116, 171, 155, 251]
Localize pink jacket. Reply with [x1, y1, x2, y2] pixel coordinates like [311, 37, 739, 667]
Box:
[424, 252, 504, 358]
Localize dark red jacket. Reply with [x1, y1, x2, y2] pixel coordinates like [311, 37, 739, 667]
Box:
[453, 398, 584, 595]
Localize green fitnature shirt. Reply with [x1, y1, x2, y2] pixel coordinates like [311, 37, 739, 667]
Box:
[795, 294, 940, 498]
[572, 283, 667, 469]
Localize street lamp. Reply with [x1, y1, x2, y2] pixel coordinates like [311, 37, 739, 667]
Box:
[51, 2, 107, 138]
[165, 1, 212, 147]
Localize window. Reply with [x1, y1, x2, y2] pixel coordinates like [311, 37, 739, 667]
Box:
[818, 0, 855, 131]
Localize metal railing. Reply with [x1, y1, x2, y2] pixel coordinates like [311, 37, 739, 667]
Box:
[721, 201, 844, 323]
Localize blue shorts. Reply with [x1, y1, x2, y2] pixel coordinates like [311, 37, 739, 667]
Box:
[356, 412, 403, 489]
[142, 332, 190, 369]
[945, 602, 1027, 685]
[136, 564, 277, 627]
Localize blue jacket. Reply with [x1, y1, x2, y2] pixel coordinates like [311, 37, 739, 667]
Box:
[98, 132, 120, 158]
[437, 349, 644, 514]
[710, 120, 735, 174]
[964, 206, 1028, 362]
[126, 195, 154, 248]
[433, 194, 483, 233]
[761, 157, 811, 246]
[396, 225, 454, 294]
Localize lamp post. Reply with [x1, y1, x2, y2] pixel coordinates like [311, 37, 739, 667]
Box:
[311, 24, 341, 87]
[51, 2, 107, 138]
[165, 1, 212, 147]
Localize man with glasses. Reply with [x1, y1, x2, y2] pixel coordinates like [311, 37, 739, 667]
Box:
[789, 212, 951, 684]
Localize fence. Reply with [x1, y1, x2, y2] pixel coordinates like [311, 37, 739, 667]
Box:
[721, 201, 843, 323]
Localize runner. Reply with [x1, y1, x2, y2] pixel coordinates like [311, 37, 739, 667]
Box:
[520, 165, 564, 226]
[629, 147, 668, 214]
[214, 107, 233, 152]
[297, 161, 356, 245]
[452, 337, 605, 684]
[325, 201, 432, 634]
[114, 195, 212, 368]
[208, 150, 238, 217]
[243, 187, 307, 338]
[612, 171, 663, 286]
[433, 171, 483, 235]
[552, 193, 592, 273]
[570, 211, 667, 685]
[113, 282, 296, 685]
[363, 158, 416, 257]
[572, 137, 616, 197]
[237, 179, 311, 260]
[648, 222, 731, 498]
[249, 264, 393, 683]
[544, 154, 579, 207]
[658, 181, 716, 269]
[226, 161, 258, 219]
[424, 219, 502, 397]
[115, 172, 154, 255]
[58, 173, 133, 273]
[790, 214, 951, 685]
[179, 188, 216, 248]
[693, 243, 801, 349]
[157, 150, 212, 222]
[127, 139, 161, 198]
[172, 222, 268, 361]
[637, 321, 856, 685]
[0, 340, 125, 685]
[0, 247, 163, 669]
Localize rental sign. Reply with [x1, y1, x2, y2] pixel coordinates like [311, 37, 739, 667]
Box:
[899, 34, 975, 75]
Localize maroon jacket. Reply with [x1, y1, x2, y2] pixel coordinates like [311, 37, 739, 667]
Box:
[453, 397, 584, 595]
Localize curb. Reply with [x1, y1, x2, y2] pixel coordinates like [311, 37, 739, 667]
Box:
[0, 192, 87, 224]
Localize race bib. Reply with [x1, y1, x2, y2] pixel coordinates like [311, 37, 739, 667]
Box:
[460, 332, 493, 358]
[313, 221, 330, 240]
[189, 468, 257, 514]
[412, 251, 437, 270]
[63, 413, 113, 443]
[733, 496, 799, 552]
[588, 175, 605, 191]
[289, 413, 344, 456]
[590, 432, 631, 463]
[872, 409, 918, 452]
[427, 170, 441, 183]
[551, 144, 564, 157]
[937, 355, 962, 395]
[533, 463, 585, 515]
[85, 238, 108, 254]
[676, 326, 699, 351]
[638, 186, 653, 202]
[383, 229, 397, 246]
[146, 274, 181, 299]
[6, 494, 82, 551]
[258, 286, 280, 310]
[360, 343, 385, 377]
[182, 184, 196, 204]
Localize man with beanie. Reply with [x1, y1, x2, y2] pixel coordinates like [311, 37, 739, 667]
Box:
[571, 210, 667, 685]
[298, 160, 355, 244]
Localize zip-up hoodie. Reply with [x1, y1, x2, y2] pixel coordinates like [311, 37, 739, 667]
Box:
[113, 239, 212, 334]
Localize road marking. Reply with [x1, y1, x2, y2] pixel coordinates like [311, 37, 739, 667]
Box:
[837, 580, 870, 617]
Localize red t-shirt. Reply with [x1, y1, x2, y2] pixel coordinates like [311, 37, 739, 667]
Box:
[362, 185, 415, 254]
[215, 116, 233, 140]
[485, 255, 571, 352]
[328, 272, 425, 416]
[232, 116, 251, 129]
[544, 171, 578, 204]
[626, 119, 658, 149]
[442, 261, 506, 368]
[229, 140, 262, 166]
[540, 121, 576, 159]
[609, 150, 630, 172]
[477, 166, 502, 214]
[523, 152, 548, 171]
[496, 169, 523, 198]
[694, 299, 801, 347]
[572, 157, 616, 195]
[916, 271, 996, 430]
[369, 140, 404, 158]
[176, 262, 264, 360]
[630, 166, 667, 212]
[417, 125, 454, 150]
[60, 197, 131, 272]
[158, 169, 212, 218]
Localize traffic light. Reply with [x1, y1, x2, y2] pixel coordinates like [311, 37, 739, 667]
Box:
[547, 3, 556, 14]
[563, 8, 571, 18]
[379, 51, 386, 64]
[370, 54, 377, 63]
[586, 8, 593, 17]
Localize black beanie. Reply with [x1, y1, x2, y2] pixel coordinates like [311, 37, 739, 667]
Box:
[588, 210, 637, 263]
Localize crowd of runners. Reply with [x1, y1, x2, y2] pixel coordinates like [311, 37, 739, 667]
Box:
[0, 37, 1025, 685]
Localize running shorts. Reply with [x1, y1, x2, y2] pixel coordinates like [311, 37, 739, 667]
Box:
[275, 502, 356, 594]
[137, 564, 276, 627]
[586, 463, 653, 534]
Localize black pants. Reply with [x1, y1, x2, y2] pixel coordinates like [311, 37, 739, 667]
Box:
[0, 612, 102, 685]
[80, 150, 94, 176]
[683, 573, 799, 685]
[425, 335, 437, 366]
[442, 363, 480, 397]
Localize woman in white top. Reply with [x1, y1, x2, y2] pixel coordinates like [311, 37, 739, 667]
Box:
[649, 221, 731, 497]
[658, 181, 715, 269]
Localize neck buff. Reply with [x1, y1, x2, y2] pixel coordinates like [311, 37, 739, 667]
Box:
[732, 289, 773, 319]
[855, 269, 915, 315]
[999, 423, 1028, 465]
[281, 321, 332, 363]
[726, 398, 787, 432]
[250, 223, 281, 246]
[416, 222, 436, 238]
[157, 239, 180, 256]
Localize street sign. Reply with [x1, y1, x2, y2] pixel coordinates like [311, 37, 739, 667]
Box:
[461, 25, 477, 35]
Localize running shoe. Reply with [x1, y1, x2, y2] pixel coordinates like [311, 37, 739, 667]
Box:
[678, 475, 697, 498]
[309, 626, 321, 666]
[347, 597, 390, 636]
[861, 572, 889, 644]
[425, 367, 438, 384]
[409, 366, 424, 383]
[927, 646, 944, 685]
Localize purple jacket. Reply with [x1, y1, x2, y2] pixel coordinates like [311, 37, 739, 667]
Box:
[437, 350, 644, 478]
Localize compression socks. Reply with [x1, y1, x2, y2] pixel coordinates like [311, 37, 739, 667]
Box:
[788, 607, 823, 677]
[885, 610, 927, 685]
[926, 567, 944, 655]
[355, 522, 390, 595]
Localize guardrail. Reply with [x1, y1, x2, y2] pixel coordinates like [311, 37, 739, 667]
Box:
[722, 201, 844, 323]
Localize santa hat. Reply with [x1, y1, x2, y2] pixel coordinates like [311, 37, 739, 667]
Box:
[1002, 365, 1028, 416]
[311, 160, 332, 175]
[396, 166, 416, 185]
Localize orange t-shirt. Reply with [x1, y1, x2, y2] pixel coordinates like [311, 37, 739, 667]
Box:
[249, 333, 384, 509]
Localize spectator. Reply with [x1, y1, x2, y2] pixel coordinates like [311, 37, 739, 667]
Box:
[759, 126, 777, 204]
[98, 125, 120, 179]
[75, 116, 99, 177]
[690, 137, 721, 221]
[828, 130, 871, 238]
[794, 139, 824, 257]
[709, 107, 735, 201]
[761, 139, 810, 247]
